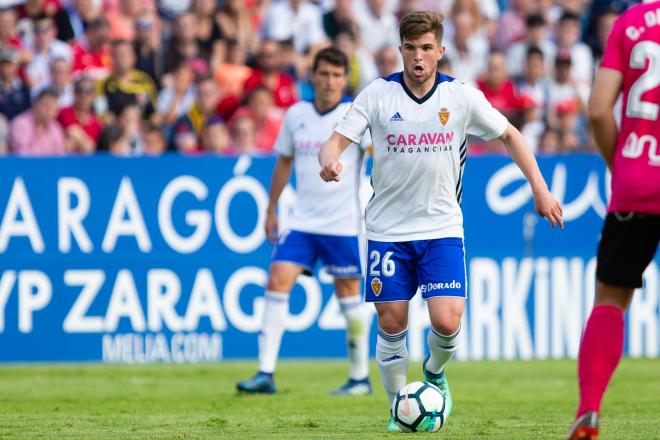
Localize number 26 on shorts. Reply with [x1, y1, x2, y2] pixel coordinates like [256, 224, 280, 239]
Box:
[369, 250, 396, 277]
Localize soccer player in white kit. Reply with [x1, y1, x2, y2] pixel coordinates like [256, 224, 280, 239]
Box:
[319, 11, 564, 429]
[237, 48, 372, 396]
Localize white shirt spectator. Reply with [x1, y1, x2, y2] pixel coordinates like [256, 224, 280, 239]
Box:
[26, 41, 72, 92]
[507, 40, 557, 78]
[156, 86, 197, 121]
[262, 0, 327, 53]
[443, 35, 489, 84]
[352, 1, 399, 54]
[569, 42, 593, 105]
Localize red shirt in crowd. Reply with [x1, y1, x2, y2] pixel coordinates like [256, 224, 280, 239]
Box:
[58, 107, 102, 142]
[243, 70, 298, 109]
[476, 79, 523, 118]
[71, 42, 111, 79]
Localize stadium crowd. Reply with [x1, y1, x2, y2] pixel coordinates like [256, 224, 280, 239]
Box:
[0, 0, 630, 156]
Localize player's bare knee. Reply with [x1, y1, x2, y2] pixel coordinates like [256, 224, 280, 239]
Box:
[377, 311, 407, 334]
[266, 272, 293, 292]
[429, 313, 461, 336]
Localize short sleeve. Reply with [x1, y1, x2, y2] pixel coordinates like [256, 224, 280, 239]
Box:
[273, 107, 295, 157]
[465, 85, 509, 140]
[334, 85, 372, 143]
[600, 15, 625, 73]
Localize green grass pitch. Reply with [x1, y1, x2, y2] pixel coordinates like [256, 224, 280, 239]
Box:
[1, 359, 659, 439]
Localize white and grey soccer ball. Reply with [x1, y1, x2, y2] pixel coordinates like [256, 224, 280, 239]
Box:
[391, 381, 447, 433]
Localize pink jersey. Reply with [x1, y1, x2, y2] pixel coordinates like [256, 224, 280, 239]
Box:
[601, 1, 660, 214]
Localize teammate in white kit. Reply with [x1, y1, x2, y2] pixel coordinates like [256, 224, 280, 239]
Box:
[319, 11, 564, 429]
[237, 48, 372, 396]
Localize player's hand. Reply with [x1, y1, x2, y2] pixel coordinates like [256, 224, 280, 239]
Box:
[534, 189, 564, 229]
[265, 209, 278, 243]
[319, 160, 343, 182]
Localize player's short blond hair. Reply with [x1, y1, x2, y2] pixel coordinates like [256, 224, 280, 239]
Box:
[399, 10, 444, 44]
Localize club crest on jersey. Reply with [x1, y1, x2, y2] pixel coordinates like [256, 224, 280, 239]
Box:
[438, 108, 450, 126]
[371, 277, 382, 296]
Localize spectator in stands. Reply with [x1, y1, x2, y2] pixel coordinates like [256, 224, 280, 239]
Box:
[477, 51, 523, 121]
[201, 118, 231, 154]
[493, 0, 535, 50]
[546, 50, 583, 130]
[166, 12, 206, 74]
[374, 45, 400, 77]
[192, 0, 225, 73]
[217, 0, 257, 54]
[17, 0, 75, 43]
[444, 1, 489, 84]
[0, 47, 30, 120]
[215, 39, 253, 101]
[143, 121, 167, 155]
[519, 94, 544, 154]
[71, 16, 111, 80]
[516, 46, 550, 112]
[117, 103, 144, 154]
[555, 11, 592, 104]
[154, 60, 196, 128]
[98, 39, 157, 118]
[58, 76, 101, 154]
[507, 13, 556, 78]
[134, 10, 165, 89]
[64, 0, 102, 42]
[591, 8, 618, 65]
[244, 40, 298, 110]
[352, 0, 398, 55]
[323, 0, 357, 41]
[0, 7, 32, 66]
[538, 128, 560, 154]
[230, 116, 257, 155]
[107, 0, 141, 42]
[10, 86, 66, 156]
[26, 15, 72, 92]
[261, 0, 328, 54]
[449, 0, 500, 42]
[334, 29, 377, 96]
[171, 76, 221, 152]
[48, 57, 74, 108]
[230, 86, 282, 153]
[97, 123, 130, 155]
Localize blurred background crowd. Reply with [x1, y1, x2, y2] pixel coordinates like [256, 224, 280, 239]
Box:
[0, 0, 635, 157]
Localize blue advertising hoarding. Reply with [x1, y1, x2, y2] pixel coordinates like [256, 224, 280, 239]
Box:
[0, 154, 657, 363]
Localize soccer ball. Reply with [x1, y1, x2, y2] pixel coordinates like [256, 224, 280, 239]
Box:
[391, 381, 447, 433]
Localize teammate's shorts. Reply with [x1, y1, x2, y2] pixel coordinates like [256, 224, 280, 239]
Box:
[365, 237, 466, 302]
[271, 229, 362, 278]
[596, 212, 660, 288]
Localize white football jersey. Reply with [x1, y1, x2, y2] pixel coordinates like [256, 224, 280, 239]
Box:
[275, 101, 366, 236]
[335, 72, 508, 241]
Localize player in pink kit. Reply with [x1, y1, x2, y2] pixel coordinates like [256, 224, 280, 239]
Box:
[566, 2, 660, 439]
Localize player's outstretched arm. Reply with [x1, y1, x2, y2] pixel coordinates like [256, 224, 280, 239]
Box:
[318, 131, 353, 182]
[499, 123, 564, 229]
[265, 155, 294, 243]
[588, 68, 623, 169]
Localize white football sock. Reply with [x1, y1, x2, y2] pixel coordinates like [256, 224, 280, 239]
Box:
[426, 325, 460, 375]
[257, 290, 289, 374]
[376, 327, 408, 405]
[338, 295, 370, 380]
